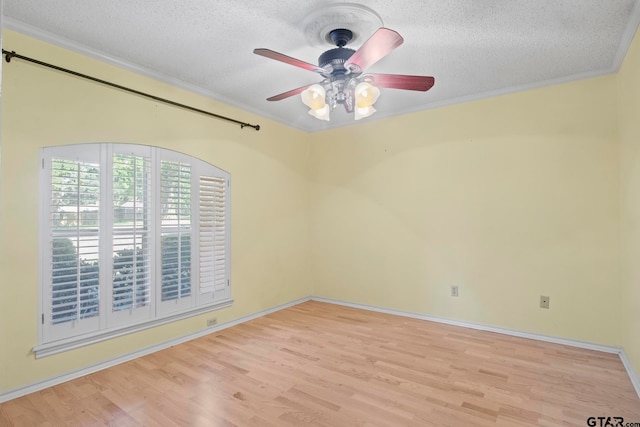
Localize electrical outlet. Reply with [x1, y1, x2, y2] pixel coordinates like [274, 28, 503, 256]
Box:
[207, 317, 217, 327]
[540, 295, 550, 309]
[451, 285, 459, 297]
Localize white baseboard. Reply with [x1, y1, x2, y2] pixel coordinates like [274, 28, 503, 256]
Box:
[310, 296, 640, 399]
[2, 294, 639, 403]
[0, 296, 310, 404]
[619, 348, 640, 399]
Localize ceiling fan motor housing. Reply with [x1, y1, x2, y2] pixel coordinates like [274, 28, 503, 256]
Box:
[318, 30, 363, 110]
[318, 47, 356, 74]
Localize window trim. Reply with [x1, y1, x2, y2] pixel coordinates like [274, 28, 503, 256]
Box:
[37, 143, 232, 357]
[33, 298, 233, 358]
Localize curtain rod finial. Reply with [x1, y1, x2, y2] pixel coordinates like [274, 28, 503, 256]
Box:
[4, 50, 16, 63]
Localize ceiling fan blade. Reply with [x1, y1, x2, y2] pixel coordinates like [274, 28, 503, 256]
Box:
[254, 48, 326, 74]
[345, 28, 404, 72]
[266, 84, 312, 101]
[367, 73, 435, 91]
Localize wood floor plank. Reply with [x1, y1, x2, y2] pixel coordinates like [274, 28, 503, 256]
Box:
[1, 301, 639, 426]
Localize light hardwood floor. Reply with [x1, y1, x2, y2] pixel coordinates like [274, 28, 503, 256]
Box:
[1, 301, 639, 426]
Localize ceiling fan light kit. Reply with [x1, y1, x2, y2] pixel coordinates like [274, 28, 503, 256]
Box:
[253, 4, 435, 122]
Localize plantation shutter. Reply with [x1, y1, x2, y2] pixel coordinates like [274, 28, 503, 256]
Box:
[160, 160, 192, 303]
[44, 148, 103, 342]
[111, 152, 151, 318]
[199, 176, 227, 295]
[50, 158, 101, 323]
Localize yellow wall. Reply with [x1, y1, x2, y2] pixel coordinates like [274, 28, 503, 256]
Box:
[2, 25, 638, 394]
[619, 26, 640, 375]
[0, 30, 312, 392]
[310, 76, 621, 346]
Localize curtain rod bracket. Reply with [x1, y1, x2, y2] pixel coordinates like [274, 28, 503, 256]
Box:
[2, 48, 261, 131]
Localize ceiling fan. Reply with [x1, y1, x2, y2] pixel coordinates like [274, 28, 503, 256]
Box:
[253, 27, 435, 121]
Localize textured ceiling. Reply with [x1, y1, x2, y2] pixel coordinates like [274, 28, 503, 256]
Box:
[4, 1, 640, 132]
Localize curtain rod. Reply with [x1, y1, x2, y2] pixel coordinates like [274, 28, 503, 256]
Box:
[2, 49, 261, 131]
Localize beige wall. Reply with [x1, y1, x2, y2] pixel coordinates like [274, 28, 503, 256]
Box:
[0, 30, 312, 392]
[310, 76, 621, 346]
[619, 26, 640, 376]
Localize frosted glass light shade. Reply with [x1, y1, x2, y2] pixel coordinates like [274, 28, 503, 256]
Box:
[309, 104, 330, 121]
[354, 82, 380, 108]
[301, 84, 327, 110]
[354, 105, 376, 120]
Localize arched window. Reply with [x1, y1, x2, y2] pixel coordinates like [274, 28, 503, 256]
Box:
[37, 144, 231, 356]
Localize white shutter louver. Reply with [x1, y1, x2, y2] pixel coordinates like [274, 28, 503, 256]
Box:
[199, 176, 227, 295]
